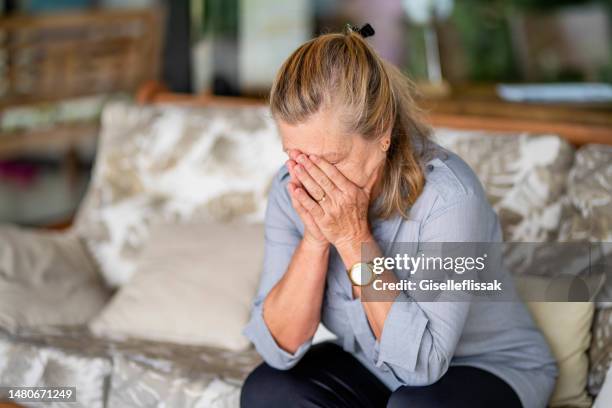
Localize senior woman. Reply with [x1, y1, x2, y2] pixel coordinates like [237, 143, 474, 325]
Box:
[241, 25, 557, 408]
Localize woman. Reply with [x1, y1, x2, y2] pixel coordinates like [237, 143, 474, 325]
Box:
[241, 25, 557, 408]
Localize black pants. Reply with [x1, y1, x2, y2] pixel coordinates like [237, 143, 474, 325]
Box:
[241, 342, 522, 408]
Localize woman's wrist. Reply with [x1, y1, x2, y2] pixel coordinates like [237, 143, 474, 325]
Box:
[335, 231, 375, 270]
[301, 236, 330, 253]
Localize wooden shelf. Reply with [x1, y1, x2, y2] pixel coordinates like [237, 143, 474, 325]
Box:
[0, 8, 162, 159]
[0, 123, 99, 159]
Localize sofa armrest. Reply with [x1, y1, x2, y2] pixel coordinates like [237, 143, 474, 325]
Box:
[0, 225, 111, 333]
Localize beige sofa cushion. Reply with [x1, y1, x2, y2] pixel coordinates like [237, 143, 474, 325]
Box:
[516, 275, 595, 407]
[528, 301, 593, 408]
[89, 222, 264, 351]
[75, 102, 285, 287]
[0, 226, 111, 332]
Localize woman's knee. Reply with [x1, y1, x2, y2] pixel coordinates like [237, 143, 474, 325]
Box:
[386, 385, 449, 408]
[240, 362, 312, 408]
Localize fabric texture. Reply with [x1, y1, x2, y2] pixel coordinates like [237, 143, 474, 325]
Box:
[0, 325, 261, 407]
[565, 144, 612, 242]
[244, 147, 558, 408]
[561, 144, 612, 306]
[594, 364, 612, 408]
[560, 144, 612, 396]
[74, 102, 285, 287]
[433, 129, 574, 242]
[0, 335, 112, 408]
[0, 225, 111, 333]
[590, 308, 612, 395]
[89, 222, 264, 351]
[107, 355, 241, 408]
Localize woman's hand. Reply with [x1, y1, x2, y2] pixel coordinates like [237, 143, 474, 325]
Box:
[288, 152, 379, 262]
[286, 154, 328, 249]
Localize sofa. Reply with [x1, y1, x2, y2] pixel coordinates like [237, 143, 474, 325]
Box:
[0, 101, 611, 408]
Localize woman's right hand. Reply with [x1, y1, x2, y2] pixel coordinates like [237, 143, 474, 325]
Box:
[286, 151, 329, 249]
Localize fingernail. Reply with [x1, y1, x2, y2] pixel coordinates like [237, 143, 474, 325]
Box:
[297, 155, 306, 163]
[295, 165, 304, 173]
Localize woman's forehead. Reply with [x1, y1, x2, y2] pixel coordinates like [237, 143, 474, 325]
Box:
[277, 110, 350, 159]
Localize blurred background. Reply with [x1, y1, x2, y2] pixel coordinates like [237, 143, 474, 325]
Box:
[1, 0, 611, 227]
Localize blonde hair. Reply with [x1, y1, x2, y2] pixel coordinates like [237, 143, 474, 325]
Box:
[270, 26, 431, 219]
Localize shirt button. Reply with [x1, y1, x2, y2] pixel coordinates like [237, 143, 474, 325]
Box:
[426, 164, 434, 172]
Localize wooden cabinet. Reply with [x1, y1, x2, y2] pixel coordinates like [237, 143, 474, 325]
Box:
[0, 8, 163, 158]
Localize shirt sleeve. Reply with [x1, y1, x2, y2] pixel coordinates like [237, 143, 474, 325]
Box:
[372, 194, 500, 385]
[242, 167, 312, 369]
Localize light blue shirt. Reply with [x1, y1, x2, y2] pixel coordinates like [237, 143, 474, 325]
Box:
[244, 146, 558, 408]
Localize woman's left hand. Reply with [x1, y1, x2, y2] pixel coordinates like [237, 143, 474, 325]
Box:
[288, 152, 378, 253]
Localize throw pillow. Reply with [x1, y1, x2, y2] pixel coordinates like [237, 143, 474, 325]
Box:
[515, 275, 595, 407]
[0, 226, 111, 333]
[89, 222, 264, 351]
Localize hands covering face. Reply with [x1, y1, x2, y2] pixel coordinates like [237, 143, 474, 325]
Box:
[286, 149, 378, 250]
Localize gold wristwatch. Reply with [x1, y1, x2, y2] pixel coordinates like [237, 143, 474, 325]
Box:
[347, 262, 376, 286]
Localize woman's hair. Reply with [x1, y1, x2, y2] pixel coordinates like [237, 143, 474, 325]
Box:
[269, 26, 431, 219]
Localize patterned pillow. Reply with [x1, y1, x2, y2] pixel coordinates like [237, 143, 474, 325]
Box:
[564, 144, 612, 242]
[564, 144, 612, 396]
[74, 102, 285, 287]
[433, 129, 575, 242]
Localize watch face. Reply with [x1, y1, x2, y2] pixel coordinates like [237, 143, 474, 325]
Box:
[350, 263, 374, 286]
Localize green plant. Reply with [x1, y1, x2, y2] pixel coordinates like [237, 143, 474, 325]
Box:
[451, 1, 520, 81]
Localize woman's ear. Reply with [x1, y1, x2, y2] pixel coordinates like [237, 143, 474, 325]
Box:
[380, 138, 391, 152]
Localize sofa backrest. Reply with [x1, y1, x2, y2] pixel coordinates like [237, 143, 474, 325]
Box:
[76, 102, 612, 290]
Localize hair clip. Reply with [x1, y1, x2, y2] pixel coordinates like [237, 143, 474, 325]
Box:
[345, 23, 375, 38]
[357, 23, 375, 38]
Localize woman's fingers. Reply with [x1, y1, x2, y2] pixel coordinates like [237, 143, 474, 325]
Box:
[287, 183, 308, 215]
[287, 149, 301, 162]
[294, 163, 326, 201]
[308, 154, 353, 192]
[286, 160, 302, 187]
[292, 184, 325, 218]
[288, 182, 326, 240]
[296, 154, 339, 196]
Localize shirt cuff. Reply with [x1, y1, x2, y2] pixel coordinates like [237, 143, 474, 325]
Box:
[243, 299, 312, 369]
[376, 292, 429, 372]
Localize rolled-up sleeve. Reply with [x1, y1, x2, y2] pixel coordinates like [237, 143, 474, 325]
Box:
[370, 194, 499, 385]
[243, 167, 312, 369]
